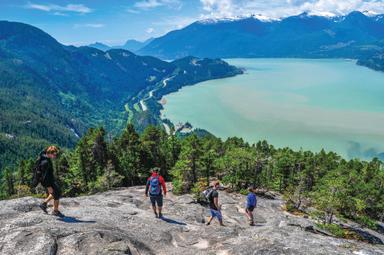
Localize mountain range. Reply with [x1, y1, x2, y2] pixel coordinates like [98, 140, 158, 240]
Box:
[0, 21, 240, 169]
[139, 11, 384, 62]
[2, 11, 384, 169]
[88, 38, 154, 52]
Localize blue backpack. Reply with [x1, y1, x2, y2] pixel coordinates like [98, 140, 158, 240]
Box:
[150, 176, 161, 195]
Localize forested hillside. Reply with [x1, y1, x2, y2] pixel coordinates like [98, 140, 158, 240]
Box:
[358, 51, 384, 71]
[2, 124, 383, 236]
[0, 21, 241, 169]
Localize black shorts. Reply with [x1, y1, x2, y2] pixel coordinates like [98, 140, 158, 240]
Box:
[246, 206, 255, 212]
[150, 195, 163, 207]
[44, 182, 61, 200]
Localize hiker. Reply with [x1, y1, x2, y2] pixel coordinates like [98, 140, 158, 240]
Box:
[245, 186, 257, 226]
[33, 146, 63, 217]
[206, 181, 224, 226]
[145, 168, 167, 218]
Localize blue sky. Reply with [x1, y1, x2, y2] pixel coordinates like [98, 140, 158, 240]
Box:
[1, 0, 384, 46]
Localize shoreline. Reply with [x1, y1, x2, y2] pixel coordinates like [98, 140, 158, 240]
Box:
[158, 58, 384, 160]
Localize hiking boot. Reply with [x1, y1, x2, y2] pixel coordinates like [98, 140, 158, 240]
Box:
[52, 210, 64, 218]
[39, 202, 48, 214]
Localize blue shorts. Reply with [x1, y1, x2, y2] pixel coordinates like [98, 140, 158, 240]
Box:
[210, 209, 222, 221]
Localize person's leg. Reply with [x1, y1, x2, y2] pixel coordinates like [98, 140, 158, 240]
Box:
[152, 205, 158, 216]
[39, 187, 52, 213]
[150, 197, 158, 217]
[50, 183, 64, 216]
[44, 194, 53, 204]
[248, 207, 255, 225]
[217, 210, 224, 226]
[206, 209, 215, 225]
[157, 196, 163, 218]
[44, 187, 54, 204]
[51, 183, 61, 212]
[245, 208, 251, 220]
[250, 212, 254, 225]
[53, 199, 60, 212]
[206, 216, 213, 225]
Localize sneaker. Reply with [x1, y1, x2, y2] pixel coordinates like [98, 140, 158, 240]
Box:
[52, 210, 64, 218]
[154, 212, 159, 218]
[39, 203, 48, 214]
[158, 213, 163, 218]
[206, 222, 210, 226]
[249, 222, 255, 226]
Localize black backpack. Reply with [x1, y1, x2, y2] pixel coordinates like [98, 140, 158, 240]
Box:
[202, 188, 214, 202]
[31, 155, 44, 187]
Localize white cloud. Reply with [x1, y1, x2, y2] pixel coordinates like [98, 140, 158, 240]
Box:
[26, 2, 92, 14]
[133, 0, 182, 10]
[152, 16, 197, 31]
[53, 12, 67, 16]
[200, 0, 234, 17]
[74, 23, 105, 29]
[126, 8, 141, 14]
[199, 0, 384, 19]
[146, 27, 155, 33]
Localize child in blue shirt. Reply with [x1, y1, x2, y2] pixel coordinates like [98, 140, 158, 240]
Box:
[245, 186, 257, 226]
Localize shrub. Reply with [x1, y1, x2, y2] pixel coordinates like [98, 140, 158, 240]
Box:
[89, 168, 124, 193]
[239, 188, 248, 196]
[316, 223, 345, 238]
[192, 178, 208, 202]
[171, 179, 183, 195]
[285, 200, 296, 212]
[15, 184, 32, 197]
[354, 215, 378, 230]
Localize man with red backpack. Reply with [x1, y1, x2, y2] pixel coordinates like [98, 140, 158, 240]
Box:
[145, 168, 167, 218]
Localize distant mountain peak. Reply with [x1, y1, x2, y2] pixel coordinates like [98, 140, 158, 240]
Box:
[362, 10, 380, 16]
[197, 14, 278, 25]
[346, 10, 368, 18]
[196, 10, 383, 26]
[87, 37, 154, 52]
[297, 11, 310, 18]
[88, 42, 111, 52]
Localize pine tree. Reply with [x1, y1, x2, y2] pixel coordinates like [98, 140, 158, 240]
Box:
[116, 123, 143, 185]
[1, 167, 15, 197]
[171, 134, 202, 193]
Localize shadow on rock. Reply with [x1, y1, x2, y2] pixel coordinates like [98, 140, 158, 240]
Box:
[57, 216, 96, 224]
[349, 227, 384, 245]
[160, 216, 187, 225]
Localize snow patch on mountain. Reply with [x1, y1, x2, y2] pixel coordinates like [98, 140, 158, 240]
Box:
[196, 11, 384, 25]
[104, 52, 112, 60]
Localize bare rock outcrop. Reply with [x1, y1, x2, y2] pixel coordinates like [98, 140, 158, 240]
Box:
[0, 185, 383, 255]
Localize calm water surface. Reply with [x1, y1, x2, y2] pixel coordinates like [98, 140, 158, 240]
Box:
[163, 59, 384, 159]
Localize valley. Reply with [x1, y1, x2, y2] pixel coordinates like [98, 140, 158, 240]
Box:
[0, 21, 241, 169]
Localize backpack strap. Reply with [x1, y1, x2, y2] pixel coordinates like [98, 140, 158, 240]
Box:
[207, 189, 214, 201]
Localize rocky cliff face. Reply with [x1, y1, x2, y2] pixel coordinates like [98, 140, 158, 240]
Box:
[0, 185, 383, 255]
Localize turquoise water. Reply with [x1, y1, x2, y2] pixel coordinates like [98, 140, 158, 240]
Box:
[162, 59, 384, 159]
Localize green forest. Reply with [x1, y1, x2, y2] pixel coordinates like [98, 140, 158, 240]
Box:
[1, 123, 383, 235]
